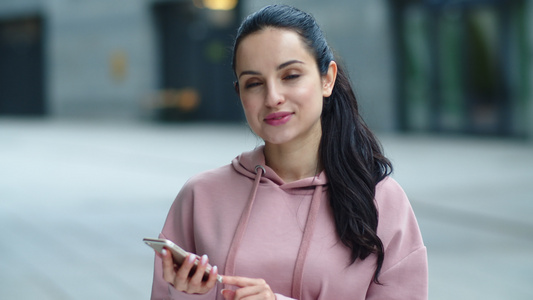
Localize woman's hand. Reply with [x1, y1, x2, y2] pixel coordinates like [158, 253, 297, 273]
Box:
[221, 276, 275, 300]
[159, 249, 219, 294]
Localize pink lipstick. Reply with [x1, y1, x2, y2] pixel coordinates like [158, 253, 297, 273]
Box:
[264, 112, 293, 126]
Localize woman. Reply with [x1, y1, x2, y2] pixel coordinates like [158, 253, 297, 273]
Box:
[151, 4, 427, 300]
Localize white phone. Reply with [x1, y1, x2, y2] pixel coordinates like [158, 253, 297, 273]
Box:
[143, 237, 222, 283]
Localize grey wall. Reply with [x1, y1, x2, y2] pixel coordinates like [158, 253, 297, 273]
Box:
[46, 0, 157, 119]
[0, 0, 158, 119]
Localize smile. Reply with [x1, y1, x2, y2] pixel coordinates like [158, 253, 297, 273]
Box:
[264, 112, 294, 126]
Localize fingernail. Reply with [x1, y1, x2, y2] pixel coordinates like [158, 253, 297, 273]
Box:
[201, 254, 208, 265]
[161, 249, 167, 256]
[188, 254, 196, 263]
[212, 265, 218, 274]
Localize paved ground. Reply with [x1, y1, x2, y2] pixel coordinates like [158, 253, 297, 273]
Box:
[1, 118, 532, 299]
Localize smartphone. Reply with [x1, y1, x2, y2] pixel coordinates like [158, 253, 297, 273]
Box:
[143, 237, 222, 283]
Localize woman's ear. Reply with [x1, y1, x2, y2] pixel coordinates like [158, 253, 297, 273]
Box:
[322, 61, 337, 98]
[233, 81, 240, 95]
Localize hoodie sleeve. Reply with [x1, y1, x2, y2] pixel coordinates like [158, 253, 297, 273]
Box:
[150, 180, 219, 300]
[365, 177, 428, 300]
[365, 247, 427, 300]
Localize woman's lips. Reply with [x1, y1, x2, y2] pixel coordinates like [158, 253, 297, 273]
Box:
[264, 112, 293, 126]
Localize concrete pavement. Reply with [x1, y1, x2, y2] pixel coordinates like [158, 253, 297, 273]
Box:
[1, 118, 532, 299]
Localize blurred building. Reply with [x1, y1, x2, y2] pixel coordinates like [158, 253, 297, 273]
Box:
[389, 0, 531, 137]
[0, 0, 243, 122]
[0, 0, 531, 138]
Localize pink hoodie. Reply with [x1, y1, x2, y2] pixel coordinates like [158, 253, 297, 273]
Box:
[151, 146, 428, 299]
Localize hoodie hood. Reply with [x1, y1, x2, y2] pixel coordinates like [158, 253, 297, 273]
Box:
[232, 145, 328, 189]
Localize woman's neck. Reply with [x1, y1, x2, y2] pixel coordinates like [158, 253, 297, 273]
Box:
[264, 137, 321, 183]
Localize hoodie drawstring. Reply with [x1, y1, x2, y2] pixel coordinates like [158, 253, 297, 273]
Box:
[224, 165, 265, 279]
[291, 184, 322, 299]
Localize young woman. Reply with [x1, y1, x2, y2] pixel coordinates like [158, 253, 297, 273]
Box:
[151, 5, 427, 300]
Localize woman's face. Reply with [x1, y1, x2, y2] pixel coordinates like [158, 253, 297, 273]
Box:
[234, 27, 336, 148]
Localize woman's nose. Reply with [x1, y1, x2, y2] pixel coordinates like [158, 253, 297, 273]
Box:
[265, 83, 284, 107]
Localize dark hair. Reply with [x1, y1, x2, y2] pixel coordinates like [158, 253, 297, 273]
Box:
[231, 5, 392, 284]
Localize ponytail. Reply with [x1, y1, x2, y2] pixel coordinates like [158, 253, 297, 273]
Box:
[320, 64, 392, 284]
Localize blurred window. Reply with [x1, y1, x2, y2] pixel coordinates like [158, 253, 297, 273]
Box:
[391, 0, 528, 137]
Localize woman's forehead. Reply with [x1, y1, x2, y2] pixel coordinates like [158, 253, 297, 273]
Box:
[235, 28, 314, 71]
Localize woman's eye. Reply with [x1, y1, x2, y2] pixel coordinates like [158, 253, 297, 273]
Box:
[284, 74, 300, 80]
[245, 82, 262, 89]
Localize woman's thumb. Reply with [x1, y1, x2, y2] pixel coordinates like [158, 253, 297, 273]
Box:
[221, 289, 235, 300]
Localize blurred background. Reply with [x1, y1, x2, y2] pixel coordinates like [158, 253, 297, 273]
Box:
[0, 0, 532, 299]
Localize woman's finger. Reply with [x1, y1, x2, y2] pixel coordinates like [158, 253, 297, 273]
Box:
[222, 276, 274, 300]
[189, 254, 209, 284]
[236, 285, 270, 299]
[174, 253, 197, 289]
[196, 258, 219, 292]
[221, 289, 236, 300]
[222, 275, 265, 287]
[202, 262, 220, 290]
[161, 248, 177, 283]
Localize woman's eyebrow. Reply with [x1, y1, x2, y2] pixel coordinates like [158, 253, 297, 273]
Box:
[238, 70, 260, 79]
[238, 60, 304, 79]
[277, 60, 304, 70]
